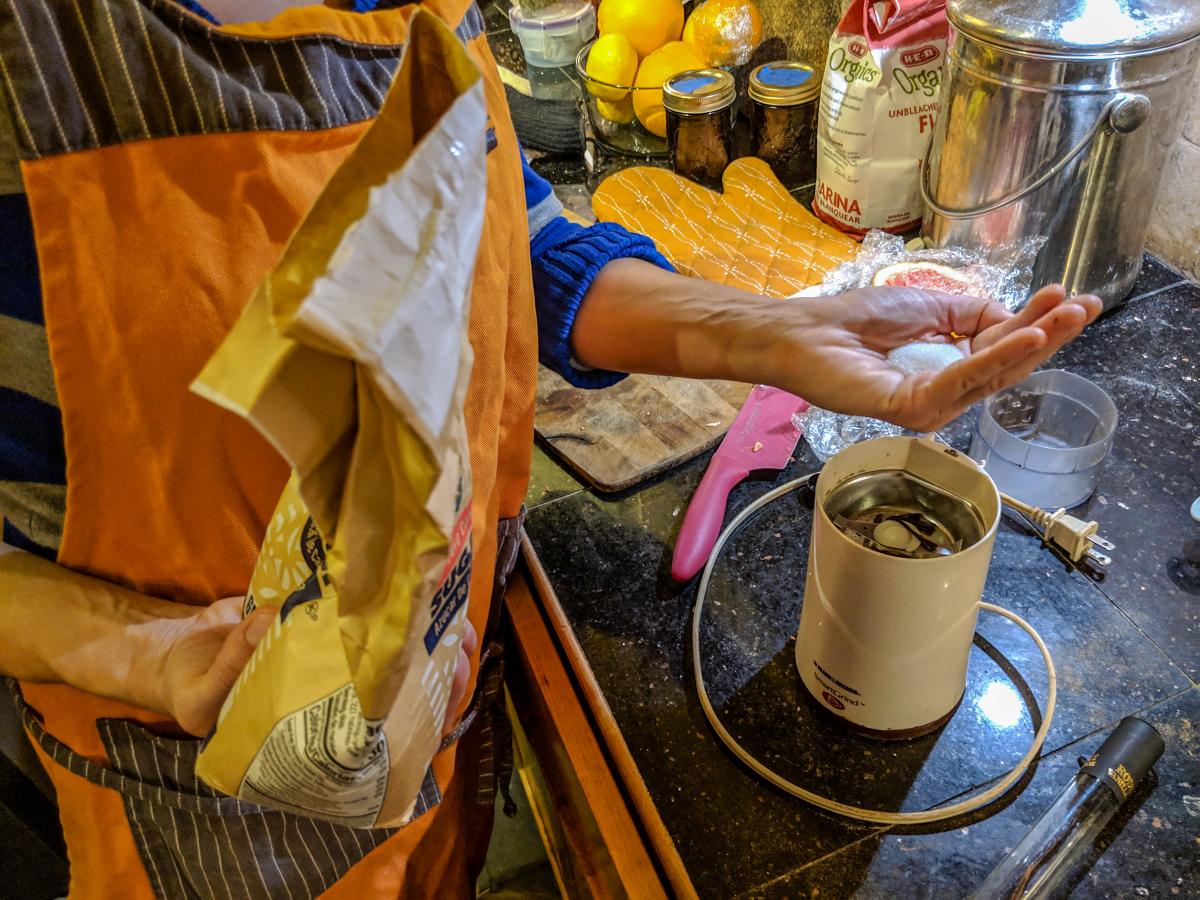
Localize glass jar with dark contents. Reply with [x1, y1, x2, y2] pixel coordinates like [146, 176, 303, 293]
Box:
[662, 69, 736, 191]
[749, 61, 820, 190]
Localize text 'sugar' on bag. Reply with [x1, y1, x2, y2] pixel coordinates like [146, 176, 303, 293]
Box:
[191, 11, 486, 828]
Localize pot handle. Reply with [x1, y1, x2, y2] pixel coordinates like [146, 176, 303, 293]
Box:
[920, 93, 1151, 220]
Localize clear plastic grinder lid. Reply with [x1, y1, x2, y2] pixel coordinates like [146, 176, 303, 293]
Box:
[948, 0, 1200, 55]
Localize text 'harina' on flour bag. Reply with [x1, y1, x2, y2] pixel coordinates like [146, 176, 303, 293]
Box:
[813, 0, 948, 236]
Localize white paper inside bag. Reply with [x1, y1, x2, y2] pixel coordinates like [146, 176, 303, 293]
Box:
[296, 86, 488, 449]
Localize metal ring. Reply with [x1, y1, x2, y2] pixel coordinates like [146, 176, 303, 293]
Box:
[920, 93, 1149, 220]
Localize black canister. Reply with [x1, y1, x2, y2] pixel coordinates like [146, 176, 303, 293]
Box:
[748, 61, 820, 190]
[972, 717, 1165, 898]
[662, 69, 736, 191]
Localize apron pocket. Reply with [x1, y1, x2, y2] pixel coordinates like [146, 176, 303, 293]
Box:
[97, 717, 400, 900]
[7, 679, 414, 900]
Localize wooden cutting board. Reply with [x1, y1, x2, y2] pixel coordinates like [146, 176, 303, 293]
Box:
[534, 367, 752, 492]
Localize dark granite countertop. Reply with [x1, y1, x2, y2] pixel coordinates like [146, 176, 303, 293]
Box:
[487, 8, 1200, 897]
[523, 260, 1199, 897]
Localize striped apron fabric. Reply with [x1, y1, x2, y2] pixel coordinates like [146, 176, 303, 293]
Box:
[0, 1, 539, 896]
[7, 508, 522, 899]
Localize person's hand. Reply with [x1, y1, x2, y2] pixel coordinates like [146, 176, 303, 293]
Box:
[153, 597, 276, 736]
[152, 598, 479, 738]
[570, 260, 1101, 430]
[444, 617, 478, 734]
[772, 284, 1103, 431]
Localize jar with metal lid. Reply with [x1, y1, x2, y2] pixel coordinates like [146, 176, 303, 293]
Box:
[922, 0, 1200, 310]
[662, 69, 736, 190]
[748, 61, 820, 190]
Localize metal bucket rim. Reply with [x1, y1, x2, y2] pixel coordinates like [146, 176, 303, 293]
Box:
[946, 46, 1192, 93]
[948, 25, 1200, 64]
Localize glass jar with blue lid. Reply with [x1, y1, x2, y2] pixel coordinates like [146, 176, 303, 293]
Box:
[662, 68, 737, 191]
[749, 61, 820, 190]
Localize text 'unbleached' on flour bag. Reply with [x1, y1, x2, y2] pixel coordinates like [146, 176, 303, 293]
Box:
[813, 0, 948, 236]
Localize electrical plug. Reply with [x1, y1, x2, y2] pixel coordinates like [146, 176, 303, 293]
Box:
[1041, 509, 1113, 566]
[998, 492, 1114, 566]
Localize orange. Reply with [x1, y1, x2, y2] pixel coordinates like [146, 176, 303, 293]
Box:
[597, 0, 685, 60]
[682, 0, 763, 67]
[632, 40, 707, 137]
[596, 96, 636, 124]
[585, 33, 640, 101]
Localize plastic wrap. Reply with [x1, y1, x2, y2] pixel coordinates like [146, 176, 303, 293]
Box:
[799, 406, 908, 461]
[805, 230, 1044, 311]
[795, 230, 1046, 461]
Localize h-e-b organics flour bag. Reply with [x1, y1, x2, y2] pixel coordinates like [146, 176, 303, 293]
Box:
[813, 0, 948, 236]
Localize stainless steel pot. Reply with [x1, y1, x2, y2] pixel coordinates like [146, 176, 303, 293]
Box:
[921, 0, 1200, 309]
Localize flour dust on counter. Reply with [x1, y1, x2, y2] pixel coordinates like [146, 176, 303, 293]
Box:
[1049, 277, 1200, 679]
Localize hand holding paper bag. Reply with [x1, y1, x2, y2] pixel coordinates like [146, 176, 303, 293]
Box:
[191, 10, 487, 829]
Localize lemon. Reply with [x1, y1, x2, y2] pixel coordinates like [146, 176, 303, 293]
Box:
[598, 0, 684, 60]
[682, 0, 763, 67]
[632, 40, 707, 137]
[596, 95, 636, 124]
[586, 33, 639, 102]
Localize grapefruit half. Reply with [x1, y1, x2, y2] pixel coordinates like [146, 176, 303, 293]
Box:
[871, 261, 977, 295]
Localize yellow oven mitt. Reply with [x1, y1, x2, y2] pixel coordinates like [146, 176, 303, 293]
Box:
[592, 157, 859, 297]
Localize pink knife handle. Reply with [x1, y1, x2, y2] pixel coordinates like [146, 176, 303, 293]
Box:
[671, 455, 751, 582]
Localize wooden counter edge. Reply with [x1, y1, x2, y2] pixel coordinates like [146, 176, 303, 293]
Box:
[515, 533, 698, 900]
[505, 566, 664, 897]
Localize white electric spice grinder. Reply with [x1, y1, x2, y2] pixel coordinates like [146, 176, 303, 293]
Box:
[795, 437, 1001, 738]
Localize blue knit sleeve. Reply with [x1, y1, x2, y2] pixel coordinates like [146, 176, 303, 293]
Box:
[523, 158, 674, 389]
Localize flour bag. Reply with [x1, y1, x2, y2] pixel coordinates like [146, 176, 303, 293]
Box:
[813, 0, 948, 235]
[191, 11, 486, 828]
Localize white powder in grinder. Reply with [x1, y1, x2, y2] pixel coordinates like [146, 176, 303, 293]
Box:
[887, 342, 964, 376]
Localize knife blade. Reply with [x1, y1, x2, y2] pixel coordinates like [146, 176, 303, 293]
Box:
[671, 385, 808, 582]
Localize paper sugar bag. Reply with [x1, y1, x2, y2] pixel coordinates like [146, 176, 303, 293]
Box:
[191, 10, 485, 828]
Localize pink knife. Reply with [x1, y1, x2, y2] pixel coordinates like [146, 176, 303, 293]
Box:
[671, 386, 809, 582]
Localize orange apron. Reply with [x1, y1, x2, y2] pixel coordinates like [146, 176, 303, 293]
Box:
[1, 1, 536, 896]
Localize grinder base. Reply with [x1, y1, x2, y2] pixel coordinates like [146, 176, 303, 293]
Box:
[800, 680, 965, 741]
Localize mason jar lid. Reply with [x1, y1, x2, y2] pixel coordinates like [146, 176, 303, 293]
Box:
[748, 62, 820, 106]
[662, 69, 737, 115]
[948, 0, 1200, 56]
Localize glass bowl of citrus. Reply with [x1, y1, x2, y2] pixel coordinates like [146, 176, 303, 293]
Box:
[575, 40, 662, 157]
[577, 0, 763, 158]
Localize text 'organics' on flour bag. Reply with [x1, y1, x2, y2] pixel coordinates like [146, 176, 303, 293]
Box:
[813, 0, 948, 236]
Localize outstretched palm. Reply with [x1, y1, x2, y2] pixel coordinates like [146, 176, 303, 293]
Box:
[778, 284, 1102, 431]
